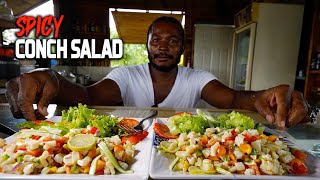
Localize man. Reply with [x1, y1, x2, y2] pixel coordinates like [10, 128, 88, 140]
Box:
[6, 16, 310, 129]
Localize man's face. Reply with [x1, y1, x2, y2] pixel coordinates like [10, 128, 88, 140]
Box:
[147, 22, 184, 72]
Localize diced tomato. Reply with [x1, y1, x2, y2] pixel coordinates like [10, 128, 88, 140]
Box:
[16, 146, 27, 151]
[32, 135, 40, 140]
[26, 149, 43, 157]
[47, 148, 53, 154]
[173, 112, 192, 116]
[90, 127, 98, 134]
[231, 129, 237, 136]
[153, 123, 178, 139]
[42, 137, 54, 142]
[56, 137, 68, 144]
[57, 147, 70, 154]
[225, 136, 236, 141]
[243, 133, 260, 143]
[289, 158, 308, 175]
[121, 130, 149, 144]
[56, 142, 62, 148]
[244, 133, 251, 142]
[292, 149, 307, 162]
[249, 135, 260, 143]
[114, 145, 124, 153]
[95, 170, 104, 175]
[225, 130, 237, 141]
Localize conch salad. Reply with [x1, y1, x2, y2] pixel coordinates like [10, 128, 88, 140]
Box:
[0, 104, 148, 175]
[154, 110, 308, 176]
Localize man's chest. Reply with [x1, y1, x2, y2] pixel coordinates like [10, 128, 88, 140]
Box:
[152, 80, 175, 105]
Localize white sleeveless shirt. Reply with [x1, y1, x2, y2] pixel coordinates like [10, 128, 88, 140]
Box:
[105, 63, 216, 108]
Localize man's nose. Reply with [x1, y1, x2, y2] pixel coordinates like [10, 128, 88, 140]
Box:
[159, 40, 169, 51]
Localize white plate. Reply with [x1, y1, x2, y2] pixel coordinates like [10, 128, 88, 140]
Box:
[0, 116, 154, 180]
[149, 118, 320, 179]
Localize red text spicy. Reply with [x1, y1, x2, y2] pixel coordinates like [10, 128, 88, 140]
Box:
[15, 15, 64, 38]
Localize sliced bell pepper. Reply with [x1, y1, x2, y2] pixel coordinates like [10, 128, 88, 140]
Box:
[121, 130, 148, 144]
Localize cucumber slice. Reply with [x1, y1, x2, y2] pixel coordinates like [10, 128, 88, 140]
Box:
[169, 157, 180, 171]
[188, 166, 216, 175]
[216, 166, 233, 175]
[98, 141, 133, 174]
[160, 141, 179, 153]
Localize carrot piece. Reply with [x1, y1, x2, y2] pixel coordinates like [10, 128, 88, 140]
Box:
[217, 145, 227, 156]
[200, 135, 208, 146]
[228, 150, 237, 163]
[96, 159, 106, 171]
[248, 165, 261, 175]
[268, 135, 278, 142]
[239, 144, 252, 154]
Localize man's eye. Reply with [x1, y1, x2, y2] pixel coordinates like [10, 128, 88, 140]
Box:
[152, 39, 159, 43]
[169, 39, 178, 44]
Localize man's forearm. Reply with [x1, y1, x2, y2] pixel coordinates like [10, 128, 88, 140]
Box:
[231, 90, 264, 112]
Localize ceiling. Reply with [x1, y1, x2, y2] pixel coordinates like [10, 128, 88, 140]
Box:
[113, 12, 183, 44]
[6, 0, 49, 16]
[0, 0, 48, 28]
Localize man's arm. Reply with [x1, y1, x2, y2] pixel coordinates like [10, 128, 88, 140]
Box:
[201, 80, 309, 128]
[54, 71, 122, 106]
[5, 69, 122, 120]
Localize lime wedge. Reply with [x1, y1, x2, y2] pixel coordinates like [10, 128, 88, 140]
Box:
[67, 134, 96, 151]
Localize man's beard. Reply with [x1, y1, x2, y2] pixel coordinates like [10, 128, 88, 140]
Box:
[148, 52, 180, 72]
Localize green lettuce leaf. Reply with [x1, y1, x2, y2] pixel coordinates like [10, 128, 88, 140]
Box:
[167, 113, 210, 135]
[167, 110, 259, 135]
[218, 111, 256, 131]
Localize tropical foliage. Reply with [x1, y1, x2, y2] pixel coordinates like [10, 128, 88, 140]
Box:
[110, 28, 149, 67]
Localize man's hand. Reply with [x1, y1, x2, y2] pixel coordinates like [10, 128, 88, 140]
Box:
[5, 69, 59, 121]
[254, 85, 309, 129]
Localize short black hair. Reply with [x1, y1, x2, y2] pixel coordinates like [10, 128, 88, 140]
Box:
[146, 16, 184, 44]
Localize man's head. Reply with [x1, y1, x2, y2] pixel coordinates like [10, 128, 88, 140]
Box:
[147, 16, 184, 72]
